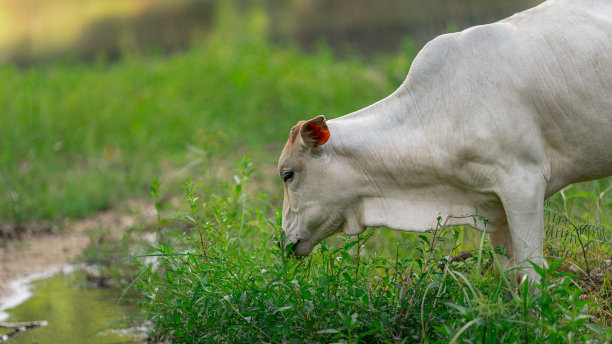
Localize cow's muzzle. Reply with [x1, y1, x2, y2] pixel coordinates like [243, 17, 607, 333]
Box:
[284, 238, 301, 254]
[278, 228, 302, 254]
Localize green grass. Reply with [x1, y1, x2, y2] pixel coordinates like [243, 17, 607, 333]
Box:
[131, 159, 611, 343]
[0, 9, 413, 223]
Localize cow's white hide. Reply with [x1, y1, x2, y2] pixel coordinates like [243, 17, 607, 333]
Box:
[278, 0, 612, 279]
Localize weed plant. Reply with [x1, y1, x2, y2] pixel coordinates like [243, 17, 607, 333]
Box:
[134, 159, 611, 343]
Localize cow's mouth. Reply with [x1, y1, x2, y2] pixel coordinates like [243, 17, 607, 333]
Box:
[292, 239, 314, 256]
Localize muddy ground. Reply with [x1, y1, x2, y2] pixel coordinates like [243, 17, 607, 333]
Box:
[0, 201, 154, 300]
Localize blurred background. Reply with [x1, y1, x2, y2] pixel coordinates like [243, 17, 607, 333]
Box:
[1, 0, 544, 225]
[1, 0, 540, 65]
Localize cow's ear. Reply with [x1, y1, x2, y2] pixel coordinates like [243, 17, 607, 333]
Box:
[300, 115, 330, 148]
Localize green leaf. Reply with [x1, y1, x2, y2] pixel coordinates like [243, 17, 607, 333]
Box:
[549, 259, 565, 272]
[344, 240, 359, 250]
[342, 272, 353, 284]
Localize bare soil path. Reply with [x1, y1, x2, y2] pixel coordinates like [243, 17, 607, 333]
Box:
[0, 201, 154, 301]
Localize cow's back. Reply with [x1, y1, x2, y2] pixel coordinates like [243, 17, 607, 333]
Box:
[505, 0, 612, 188]
[404, 0, 612, 196]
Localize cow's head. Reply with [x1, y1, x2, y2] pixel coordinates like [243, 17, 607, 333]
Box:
[278, 115, 365, 256]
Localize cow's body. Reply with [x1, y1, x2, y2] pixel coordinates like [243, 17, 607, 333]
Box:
[278, 0, 612, 278]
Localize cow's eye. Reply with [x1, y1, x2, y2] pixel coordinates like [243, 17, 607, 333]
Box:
[282, 170, 294, 182]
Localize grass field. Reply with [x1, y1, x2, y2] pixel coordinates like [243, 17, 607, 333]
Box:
[117, 157, 608, 343]
[2, 6, 611, 343]
[0, 13, 415, 223]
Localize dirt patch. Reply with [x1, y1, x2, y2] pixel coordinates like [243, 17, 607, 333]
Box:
[0, 201, 155, 300]
[570, 265, 612, 328]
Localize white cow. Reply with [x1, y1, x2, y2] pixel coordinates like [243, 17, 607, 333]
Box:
[278, 0, 612, 279]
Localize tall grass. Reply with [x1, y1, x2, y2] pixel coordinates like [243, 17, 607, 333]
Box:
[134, 160, 611, 343]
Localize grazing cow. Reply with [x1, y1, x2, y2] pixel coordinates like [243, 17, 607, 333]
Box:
[278, 0, 612, 279]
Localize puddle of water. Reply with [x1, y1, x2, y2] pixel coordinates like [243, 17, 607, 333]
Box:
[0, 270, 144, 344]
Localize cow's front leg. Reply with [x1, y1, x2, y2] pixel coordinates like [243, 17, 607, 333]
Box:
[488, 220, 514, 269]
[499, 179, 546, 282]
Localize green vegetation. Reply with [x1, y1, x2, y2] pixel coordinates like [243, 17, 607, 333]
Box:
[2, 3, 610, 342]
[0, 9, 413, 223]
[133, 160, 611, 343]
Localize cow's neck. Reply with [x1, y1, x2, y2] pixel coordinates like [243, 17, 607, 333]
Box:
[328, 84, 442, 189]
[327, 85, 487, 233]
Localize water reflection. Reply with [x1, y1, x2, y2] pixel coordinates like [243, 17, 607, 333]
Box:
[2, 271, 141, 344]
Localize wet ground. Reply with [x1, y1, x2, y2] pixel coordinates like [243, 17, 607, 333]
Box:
[0, 270, 145, 344]
[0, 202, 150, 301]
[0, 202, 155, 343]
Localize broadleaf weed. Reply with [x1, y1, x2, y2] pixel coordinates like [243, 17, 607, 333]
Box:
[134, 159, 611, 343]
